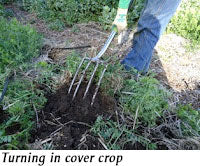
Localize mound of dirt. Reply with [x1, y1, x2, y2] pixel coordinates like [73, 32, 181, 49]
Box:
[32, 82, 116, 150]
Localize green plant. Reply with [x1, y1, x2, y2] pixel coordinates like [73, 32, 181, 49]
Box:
[0, 78, 47, 149]
[0, 4, 14, 18]
[167, 0, 200, 47]
[99, 6, 117, 30]
[119, 73, 169, 127]
[0, 18, 42, 73]
[177, 105, 200, 136]
[48, 19, 65, 31]
[91, 116, 157, 150]
[0, 0, 16, 4]
[127, 0, 145, 27]
[17, 0, 145, 30]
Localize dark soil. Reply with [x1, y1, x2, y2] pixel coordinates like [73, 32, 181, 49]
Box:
[33, 82, 116, 149]
[0, 107, 9, 124]
[5, 122, 21, 135]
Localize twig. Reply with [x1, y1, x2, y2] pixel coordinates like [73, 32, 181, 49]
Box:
[41, 138, 52, 145]
[50, 113, 63, 126]
[115, 110, 120, 127]
[121, 91, 134, 95]
[44, 120, 59, 126]
[63, 120, 91, 128]
[3, 100, 19, 110]
[133, 106, 139, 130]
[98, 134, 108, 150]
[33, 104, 39, 129]
[50, 127, 63, 137]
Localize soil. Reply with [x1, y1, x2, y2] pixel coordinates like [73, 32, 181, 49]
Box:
[32, 82, 116, 150]
[0, 107, 22, 135]
[5, 122, 21, 135]
[0, 107, 9, 124]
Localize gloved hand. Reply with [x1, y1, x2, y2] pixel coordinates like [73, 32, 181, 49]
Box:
[113, 8, 128, 34]
[113, 8, 128, 44]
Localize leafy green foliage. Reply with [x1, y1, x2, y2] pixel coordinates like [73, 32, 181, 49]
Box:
[0, 4, 14, 18]
[177, 105, 200, 136]
[91, 116, 157, 150]
[0, 0, 16, 4]
[0, 78, 47, 149]
[0, 14, 46, 149]
[167, 0, 200, 47]
[120, 74, 169, 127]
[17, 0, 145, 30]
[99, 6, 117, 31]
[0, 18, 42, 73]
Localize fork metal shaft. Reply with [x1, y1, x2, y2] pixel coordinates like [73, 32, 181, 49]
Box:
[83, 62, 99, 99]
[72, 60, 92, 100]
[68, 55, 86, 94]
[91, 64, 108, 106]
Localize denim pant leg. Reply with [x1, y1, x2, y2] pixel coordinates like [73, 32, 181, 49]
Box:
[121, 0, 181, 73]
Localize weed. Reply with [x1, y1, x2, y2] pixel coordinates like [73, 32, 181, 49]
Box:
[119, 73, 169, 127]
[99, 6, 117, 31]
[91, 116, 157, 150]
[0, 13, 46, 149]
[16, 0, 145, 30]
[48, 19, 65, 31]
[167, 0, 200, 48]
[177, 105, 200, 137]
[0, 78, 47, 149]
[0, 18, 42, 73]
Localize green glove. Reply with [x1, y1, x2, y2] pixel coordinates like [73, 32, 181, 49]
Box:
[113, 0, 131, 34]
[119, 0, 131, 9]
[113, 8, 128, 34]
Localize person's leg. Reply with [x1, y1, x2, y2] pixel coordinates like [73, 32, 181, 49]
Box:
[121, 0, 181, 73]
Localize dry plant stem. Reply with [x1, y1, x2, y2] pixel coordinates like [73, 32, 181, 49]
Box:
[133, 106, 139, 130]
[98, 134, 108, 150]
[33, 104, 39, 128]
[61, 120, 91, 128]
[44, 120, 59, 126]
[41, 138, 52, 145]
[50, 113, 63, 126]
[50, 127, 63, 137]
[3, 100, 19, 110]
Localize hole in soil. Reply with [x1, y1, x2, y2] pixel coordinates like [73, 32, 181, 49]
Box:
[34, 82, 116, 149]
[0, 107, 9, 124]
[5, 122, 21, 135]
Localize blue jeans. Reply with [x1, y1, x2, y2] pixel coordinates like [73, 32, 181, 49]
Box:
[121, 0, 181, 73]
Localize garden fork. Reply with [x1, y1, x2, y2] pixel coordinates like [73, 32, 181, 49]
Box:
[68, 28, 117, 105]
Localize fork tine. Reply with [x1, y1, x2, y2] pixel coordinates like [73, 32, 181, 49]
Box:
[68, 55, 87, 94]
[91, 64, 108, 106]
[72, 60, 92, 100]
[83, 62, 99, 99]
